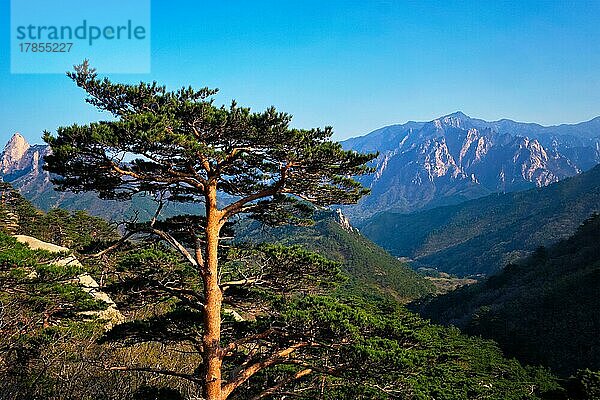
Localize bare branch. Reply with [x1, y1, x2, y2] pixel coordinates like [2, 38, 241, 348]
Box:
[87, 230, 135, 258]
[149, 194, 166, 227]
[151, 228, 198, 268]
[156, 280, 205, 310]
[220, 278, 262, 290]
[222, 328, 276, 357]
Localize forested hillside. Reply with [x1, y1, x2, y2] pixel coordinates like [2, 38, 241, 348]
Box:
[0, 186, 583, 399]
[415, 213, 600, 376]
[362, 164, 600, 276]
[236, 210, 435, 303]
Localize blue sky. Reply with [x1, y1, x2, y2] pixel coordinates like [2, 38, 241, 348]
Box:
[2, 0, 600, 145]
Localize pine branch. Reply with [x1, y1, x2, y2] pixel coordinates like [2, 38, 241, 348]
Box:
[150, 227, 199, 268]
[221, 342, 312, 398]
[250, 368, 313, 400]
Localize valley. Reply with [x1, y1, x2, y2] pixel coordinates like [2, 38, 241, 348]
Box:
[361, 163, 600, 276]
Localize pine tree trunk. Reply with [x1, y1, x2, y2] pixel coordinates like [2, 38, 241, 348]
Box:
[202, 185, 224, 400]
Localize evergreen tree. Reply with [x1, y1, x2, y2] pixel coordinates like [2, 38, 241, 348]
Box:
[0, 183, 42, 235]
[44, 61, 376, 400]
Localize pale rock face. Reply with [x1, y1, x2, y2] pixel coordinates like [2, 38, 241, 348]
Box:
[459, 128, 479, 164]
[474, 136, 491, 163]
[31, 151, 40, 173]
[0, 134, 54, 208]
[335, 208, 358, 234]
[398, 131, 411, 148]
[442, 115, 463, 128]
[512, 138, 560, 187]
[373, 153, 391, 183]
[423, 140, 463, 180]
[1, 133, 52, 182]
[14, 234, 124, 329]
[1, 133, 31, 174]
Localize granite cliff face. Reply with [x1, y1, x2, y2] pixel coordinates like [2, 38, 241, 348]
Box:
[343, 112, 600, 221]
[335, 208, 358, 234]
[0, 134, 56, 206]
[1, 133, 31, 174]
[1, 133, 51, 179]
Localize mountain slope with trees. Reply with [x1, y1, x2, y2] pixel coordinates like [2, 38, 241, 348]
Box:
[35, 63, 587, 399]
[236, 211, 435, 303]
[362, 164, 600, 276]
[42, 62, 383, 400]
[414, 213, 600, 377]
[0, 188, 572, 399]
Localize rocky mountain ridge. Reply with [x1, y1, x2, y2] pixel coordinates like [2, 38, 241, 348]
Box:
[343, 112, 600, 220]
[0, 133, 199, 221]
[1, 133, 50, 181]
[334, 208, 358, 234]
[1, 133, 31, 174]
[3, 112, 600, 223]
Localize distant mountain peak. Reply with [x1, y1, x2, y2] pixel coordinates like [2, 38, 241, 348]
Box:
[442, 111, 470, 120]
[2, 133, 31, 174]
[4, 133, 29, 152]
[341, 113, 600, 220]
[435, 111, 472, 129]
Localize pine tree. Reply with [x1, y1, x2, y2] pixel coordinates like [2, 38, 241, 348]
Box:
[44, 61, 376, 399]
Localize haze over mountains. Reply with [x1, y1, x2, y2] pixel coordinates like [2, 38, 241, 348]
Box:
[3, 112, 600, 223]
[342, 112, 600, 220]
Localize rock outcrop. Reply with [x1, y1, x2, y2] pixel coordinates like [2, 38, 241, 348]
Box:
[1, 133, 31, 174]
[335, 208, 359, 234]
[14, 234, 124, 329]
